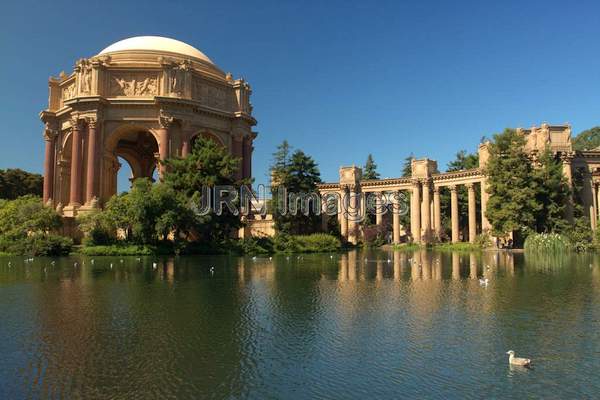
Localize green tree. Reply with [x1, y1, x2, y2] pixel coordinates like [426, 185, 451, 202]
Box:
[163, 136, 245, 242]
[91, 179, 194, 245]
[0, 169, 43, 199]
[485, 129, 539, 239]
[401, 154, 414, 177]
[447, 150, 479, 171]
[573, 126, 600, 151]
[271, 140, 292, 180]
[531, 147, 570, 233]
[0, 195, 71, 255]
[271, 143, 322, 235]
[363, 154, 380, 180]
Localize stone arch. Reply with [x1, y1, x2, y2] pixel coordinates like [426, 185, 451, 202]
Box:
[56, 131, 73, 208]
[103, 123, 159, 198]
[190, 130, 225, 149]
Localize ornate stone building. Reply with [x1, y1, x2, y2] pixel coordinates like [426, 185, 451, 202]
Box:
[41, 36, 257, 217]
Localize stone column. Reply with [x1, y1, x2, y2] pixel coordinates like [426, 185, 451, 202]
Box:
[375, 191, 383, 227]
[42, 125, 57, 205]
[467, 183, 477, 243]
[480, 179, 491, 232]
[232, 135, 244, 180]
[411, 180, 421, 243]
[340, 188, 348, 240]
[393, 191, 400, 244]
[592, 183, 598, 231]
[421, 179, 431, 243]
[158, 113, 173, 179]
[450, 185, 459, 243]
[242, 136, 253, 180]
[433, 186, 441, 238]
[85, 118, 99, 205]
[562, 153, 574, 223]
[181, 138, 191, 158]
[597, 183, 600, 224]
[347, 186, 359, 245]
[69, 118, 83, 206]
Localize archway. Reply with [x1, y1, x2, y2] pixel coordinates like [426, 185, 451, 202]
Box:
[190, 131, 225, 151]
[104, 126, 159, 198]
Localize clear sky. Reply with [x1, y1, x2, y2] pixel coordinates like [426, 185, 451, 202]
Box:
[2, 0, 600, 189]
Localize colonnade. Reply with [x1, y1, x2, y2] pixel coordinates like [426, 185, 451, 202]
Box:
[334, 177, 490, 245]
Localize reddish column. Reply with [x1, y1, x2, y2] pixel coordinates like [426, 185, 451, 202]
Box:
[158, 126, 170, 179]
[85, 119, 98, 204]
[232, 136, 244, 180]
[43, 128, 56, 204]
[181, 138, 190, 158]
[242, 137, 253, 180]
[69, 119, 83, 206]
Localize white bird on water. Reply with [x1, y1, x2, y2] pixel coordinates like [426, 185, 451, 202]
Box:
[479, 277, 489, 286]
[506, 350, 531, 367]
[152, 262, 158, 270]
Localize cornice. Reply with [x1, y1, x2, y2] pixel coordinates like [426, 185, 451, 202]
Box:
[432, 168, 483, 181]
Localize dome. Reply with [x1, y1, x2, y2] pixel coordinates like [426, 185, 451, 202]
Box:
[98, 36, 214, 64]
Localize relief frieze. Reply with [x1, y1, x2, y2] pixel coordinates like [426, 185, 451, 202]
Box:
[109, 72, 158, 97]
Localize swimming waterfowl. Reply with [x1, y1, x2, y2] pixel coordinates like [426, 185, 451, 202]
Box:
[506, 350, 531, 367]
[479, 277, 489, 286]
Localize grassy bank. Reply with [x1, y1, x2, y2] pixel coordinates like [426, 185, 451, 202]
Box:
[75, 233, 343, 256]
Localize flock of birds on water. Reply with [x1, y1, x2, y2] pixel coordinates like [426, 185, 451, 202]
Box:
[10, 254, 532, 367]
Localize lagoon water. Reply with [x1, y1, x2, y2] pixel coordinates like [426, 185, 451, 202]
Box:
[1, 250, 600, 399]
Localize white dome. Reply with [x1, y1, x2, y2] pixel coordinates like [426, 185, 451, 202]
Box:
[98, 36, 213, 64]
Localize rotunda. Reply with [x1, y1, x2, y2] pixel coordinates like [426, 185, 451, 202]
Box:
[40, 36, 257, 216]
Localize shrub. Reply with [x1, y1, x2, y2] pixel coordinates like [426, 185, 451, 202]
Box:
[0, 233, 72, 256]
[0, 196, 70, 255]
[474, 232, 493, 248]
[294, 233, 341, 253]
[565, 217, 594, 252]
[238, 237, 274, 254]
[78, 244, 155, 256]
[524, 232, 571, 253]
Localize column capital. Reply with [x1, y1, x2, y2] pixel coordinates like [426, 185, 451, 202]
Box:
[465, 182, 475, 190]
[43, 124, 58, 142]
[411, 178, 421, 187]
[561, 151, 575, 164]
[86, 116, 100, 129]
[70, 115, 85, 131]
[158, 111, 177, 129]
[432, 185, 440, 194]
[448, 184, 457, 192]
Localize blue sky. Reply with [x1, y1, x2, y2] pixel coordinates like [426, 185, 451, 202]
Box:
[2, 0, 600, 189]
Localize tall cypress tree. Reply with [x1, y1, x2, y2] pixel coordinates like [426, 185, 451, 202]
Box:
[532, 147, 570, 233]
[401, 154, 414, 177]
[485, 129, 539, 238]
[363, 154, 380, 180]
[270, 143, 322, 235]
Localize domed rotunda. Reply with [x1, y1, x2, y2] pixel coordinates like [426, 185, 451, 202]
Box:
[40, 36, 257, 216]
